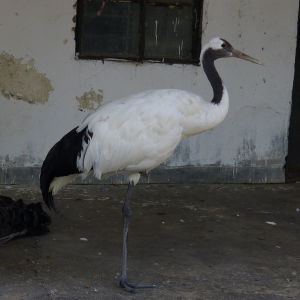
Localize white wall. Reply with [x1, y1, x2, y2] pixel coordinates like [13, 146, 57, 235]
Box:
[0, 0, 298, 183]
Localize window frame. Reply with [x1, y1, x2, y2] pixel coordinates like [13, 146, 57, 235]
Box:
[75, 0, 203, 65]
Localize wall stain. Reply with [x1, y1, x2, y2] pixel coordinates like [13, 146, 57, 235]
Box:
[0, 52, 53, 104]
[76, 88, 103, 111]
[0, 154, 40, 168]
[165, 139, 191, 167]
[266, 134, 287, 161]
[236, 138, 257, 166]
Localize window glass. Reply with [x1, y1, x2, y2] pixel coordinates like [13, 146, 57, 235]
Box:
[79, 0, 140, 58]
[144, 5, 193, 60]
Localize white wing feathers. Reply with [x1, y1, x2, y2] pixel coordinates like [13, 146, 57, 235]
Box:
[76, 89, 220, 180]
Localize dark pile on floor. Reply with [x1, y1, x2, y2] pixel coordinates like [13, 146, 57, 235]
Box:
[0, 195, 51, 245]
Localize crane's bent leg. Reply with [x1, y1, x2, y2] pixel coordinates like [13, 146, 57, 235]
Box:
[119, 182, 156, 292]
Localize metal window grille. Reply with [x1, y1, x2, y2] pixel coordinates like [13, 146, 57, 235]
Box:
[76, 0, 203, 64]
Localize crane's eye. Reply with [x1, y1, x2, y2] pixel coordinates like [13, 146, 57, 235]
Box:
[221, 43, 226, 48]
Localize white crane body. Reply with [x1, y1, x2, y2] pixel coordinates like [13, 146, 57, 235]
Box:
[76, 88, 229, 181]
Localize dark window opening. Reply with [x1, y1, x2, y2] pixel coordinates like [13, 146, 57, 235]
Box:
[75, 0, 203, 64]
[286, 7, 300, 183]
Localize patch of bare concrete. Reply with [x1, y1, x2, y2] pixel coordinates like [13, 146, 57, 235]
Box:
[76, 88, 103, 111]
[0, 52, 53, 104]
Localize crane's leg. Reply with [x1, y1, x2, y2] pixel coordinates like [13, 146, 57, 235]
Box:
[119, 182, 156, 292]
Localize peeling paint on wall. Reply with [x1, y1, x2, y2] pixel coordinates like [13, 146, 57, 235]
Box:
[0, 52, 53, 104]
[76, 88, 103, 111]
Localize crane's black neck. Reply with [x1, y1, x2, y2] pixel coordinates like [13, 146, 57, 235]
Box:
[202, 48, 224, 105]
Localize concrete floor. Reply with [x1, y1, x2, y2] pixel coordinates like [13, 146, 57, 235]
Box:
[0, 184, 300, 300]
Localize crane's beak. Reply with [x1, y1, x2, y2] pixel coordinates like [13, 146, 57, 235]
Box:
[232, 49, 264, 65]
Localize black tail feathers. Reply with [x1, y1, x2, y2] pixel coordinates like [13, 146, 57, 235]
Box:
[40, 126, 91, 211]
[40, 162, 57, 212]
[43, 191, 57, 212]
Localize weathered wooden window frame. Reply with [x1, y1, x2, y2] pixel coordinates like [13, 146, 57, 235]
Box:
[75, 0, 203, 65]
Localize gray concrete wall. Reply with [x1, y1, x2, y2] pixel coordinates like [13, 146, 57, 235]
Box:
[0, 0, 298, 184]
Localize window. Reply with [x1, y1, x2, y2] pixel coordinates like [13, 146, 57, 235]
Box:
[75, 0, 203, 64]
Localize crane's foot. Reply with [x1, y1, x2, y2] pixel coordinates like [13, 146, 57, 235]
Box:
[119, 278, 156, 293]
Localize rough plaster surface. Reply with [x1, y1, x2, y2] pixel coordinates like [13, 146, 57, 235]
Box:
[0, 52, 53, 104]
[76, 88, 103, 111]
[0, 0, 298, 183]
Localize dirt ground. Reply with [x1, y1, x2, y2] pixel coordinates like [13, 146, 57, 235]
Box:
[0, 183, 300, 300]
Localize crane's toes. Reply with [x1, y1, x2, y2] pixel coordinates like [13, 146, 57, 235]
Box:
[119, 278, 156, 292]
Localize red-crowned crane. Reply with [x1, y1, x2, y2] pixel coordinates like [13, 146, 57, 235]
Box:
[40, 37, 262, 292]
